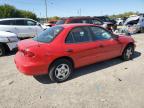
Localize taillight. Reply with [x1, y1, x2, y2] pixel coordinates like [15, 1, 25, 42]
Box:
[21, 49, 35, 57]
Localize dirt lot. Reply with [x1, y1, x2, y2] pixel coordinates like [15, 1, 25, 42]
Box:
[0, 33, 144, 108]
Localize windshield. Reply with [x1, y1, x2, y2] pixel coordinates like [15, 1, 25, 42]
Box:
[56, 20, 66, 25]
[33, 26, 63, 43]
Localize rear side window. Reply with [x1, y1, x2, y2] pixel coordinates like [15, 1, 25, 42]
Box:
[15, 20, 26, 25]
[65, 32, 74, 43]
[66, 27, 91, 43]
[33, 26, 63, 43]
[56, 20, 65, 25]
[70, 19, 81, 23]
[81, 19, 90, 23]
[70, 19, 90, 24]
[0, 20, 15, 25]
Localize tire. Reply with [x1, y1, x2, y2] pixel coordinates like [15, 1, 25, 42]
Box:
[140, 27, 144, 33]
[121, 45, 134, 61]
[49, 59, 73, 83]
[119, 22, 122, 26]
[0, 44, 5, 57]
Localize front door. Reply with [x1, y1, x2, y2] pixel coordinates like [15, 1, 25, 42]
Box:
[65, 26, 103, 68]
[89, 26, 123, 61]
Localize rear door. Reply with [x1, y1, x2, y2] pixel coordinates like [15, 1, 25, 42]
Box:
[0, 20, 17, 34]
[14, 19, 32, 38]
[90, 26, 123, 60]
[65, 26, 103, 68]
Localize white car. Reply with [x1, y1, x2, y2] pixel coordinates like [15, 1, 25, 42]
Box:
[124, 15, 144, 33]
[116, 18, 124, 25]
[0, 18, 44, 38]
[0, 31, 19, 56]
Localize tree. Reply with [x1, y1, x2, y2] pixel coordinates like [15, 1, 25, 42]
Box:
[48, 16, 60, 21]
[0, 4, 37, 20]
[109, 11, 139, 19]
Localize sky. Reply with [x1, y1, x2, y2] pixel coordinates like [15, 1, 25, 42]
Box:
[0, 0, 144, 18]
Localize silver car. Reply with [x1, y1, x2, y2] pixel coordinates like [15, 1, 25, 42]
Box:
[0, 31, 19, 56]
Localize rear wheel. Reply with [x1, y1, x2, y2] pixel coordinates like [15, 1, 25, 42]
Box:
[121, 45, 134, 61]
[0, 44, 5, 57]
[49, 59, 73, 83]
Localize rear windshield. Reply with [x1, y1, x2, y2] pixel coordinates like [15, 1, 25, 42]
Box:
[56, 20, 65, 25]
[33, 26, 63, 43]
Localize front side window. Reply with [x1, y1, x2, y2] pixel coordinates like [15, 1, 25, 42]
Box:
[90, 27, 112, 41]
[33, 26, 63, 43]
[26, 20, 36, 26]
[66, 27, 91, 43]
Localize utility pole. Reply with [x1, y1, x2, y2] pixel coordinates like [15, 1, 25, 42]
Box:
[45, 0, 48, 22]
[77, 8, 81, 16]
[79, 8, 81, 16]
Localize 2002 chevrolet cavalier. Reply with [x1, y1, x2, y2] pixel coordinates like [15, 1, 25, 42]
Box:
[14, 24, 135, 83]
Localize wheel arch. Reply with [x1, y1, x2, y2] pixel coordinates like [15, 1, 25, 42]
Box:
[126, 42, 135, 48]
[49, 56, 75, 71]
[0, 43, 10, 52]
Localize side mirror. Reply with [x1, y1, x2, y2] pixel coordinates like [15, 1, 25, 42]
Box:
[113, 34, 119, 40]
[37, 23, 42, 27]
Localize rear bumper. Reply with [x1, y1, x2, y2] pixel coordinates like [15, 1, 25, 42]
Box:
[14, 52, 49, 76]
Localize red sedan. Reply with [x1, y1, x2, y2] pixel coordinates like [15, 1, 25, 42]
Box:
[14, 24, 135, 83]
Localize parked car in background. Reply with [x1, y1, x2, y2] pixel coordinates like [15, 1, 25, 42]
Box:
[95, 16, 117, 31]
[0, 18, 44, 39]
[46, 20, 57, 27]
[124, 15, 144, 33]
[0, 31, 19, 56]
[56, 16, 104, 26]
[116, 18, 124, 25]
[15, 24, 135, 83]
[56, 16, 116, 32]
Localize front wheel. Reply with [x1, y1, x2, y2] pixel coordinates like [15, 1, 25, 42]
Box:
[49, 59, 73, 83]
[121, 45, 134, 61]
[140, 27, 144, 33]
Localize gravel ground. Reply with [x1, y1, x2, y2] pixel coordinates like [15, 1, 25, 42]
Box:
[0, 33, 144, 108]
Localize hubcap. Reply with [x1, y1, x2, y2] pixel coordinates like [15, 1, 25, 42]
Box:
[126, 47, 133, 59]
[55, 64, 70, 80]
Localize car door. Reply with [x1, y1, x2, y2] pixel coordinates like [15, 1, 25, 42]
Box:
[25, 20, 43, 37]
[65, 26, 103, 68]
[90, 26, 123, 61]
[14, 19, 32, 38]
[0, 20, 17, 34]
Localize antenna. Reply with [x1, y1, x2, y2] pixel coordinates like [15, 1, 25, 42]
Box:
[45, 0, 48, 22]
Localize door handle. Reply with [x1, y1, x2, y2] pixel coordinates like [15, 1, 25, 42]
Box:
[99, 45, 104, 48]
[66, 49, 73, 52]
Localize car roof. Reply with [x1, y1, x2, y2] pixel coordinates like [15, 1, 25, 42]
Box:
[0, 18, 36, 21]
[61, 16, 90, 19]
[59, 23, 99, 28]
